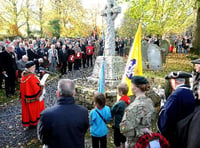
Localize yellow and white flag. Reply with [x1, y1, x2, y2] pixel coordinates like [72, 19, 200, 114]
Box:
[122, 22, 143, 96]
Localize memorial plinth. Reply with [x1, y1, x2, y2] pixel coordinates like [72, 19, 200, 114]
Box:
[87, 56, 125, 88]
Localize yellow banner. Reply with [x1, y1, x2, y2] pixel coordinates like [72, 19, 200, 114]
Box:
[122, 22, 143, 96]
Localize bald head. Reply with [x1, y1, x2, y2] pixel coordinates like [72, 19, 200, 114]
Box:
[22, 55, 28, 62]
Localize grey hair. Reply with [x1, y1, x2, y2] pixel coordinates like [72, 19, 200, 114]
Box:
[6, 43, 14, 49]
[57, 79, 75, 96]
[175, 78, 185, 84]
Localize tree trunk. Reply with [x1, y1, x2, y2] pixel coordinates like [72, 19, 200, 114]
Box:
[39, 0, 44, 37]
[192, 7, 200, 54]
[26, 0, 30, 37]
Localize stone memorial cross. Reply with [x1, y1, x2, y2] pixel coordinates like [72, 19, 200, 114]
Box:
[101, 0, 121, 56]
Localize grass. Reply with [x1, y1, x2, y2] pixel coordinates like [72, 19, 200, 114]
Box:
[144, 53, 193, 79]
[0, 82, 20, 105]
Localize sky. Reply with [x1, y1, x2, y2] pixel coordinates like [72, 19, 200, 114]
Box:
[81, 0, 128, 28]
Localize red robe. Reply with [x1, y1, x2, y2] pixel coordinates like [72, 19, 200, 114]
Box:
[20, 72, 45, 127]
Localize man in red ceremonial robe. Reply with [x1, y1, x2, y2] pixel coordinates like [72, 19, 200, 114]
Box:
[20, 61, 45, 128]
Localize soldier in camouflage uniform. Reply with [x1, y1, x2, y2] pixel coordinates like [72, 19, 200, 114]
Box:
[120, 76, 155, 148]
[191, 59, 200, 100]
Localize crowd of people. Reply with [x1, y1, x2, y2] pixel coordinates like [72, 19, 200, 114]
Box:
[36, 57, 200, 148]
[1, 35, 200, 148]
[143, 35, 192, 54]
[0, 36, 132, 98]
[0, 37, 99, 97]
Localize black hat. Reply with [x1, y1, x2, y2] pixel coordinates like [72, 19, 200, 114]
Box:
[191, 59, 200, 64]
[25, 61, 35, 68]
[165, 71, 192, 80]
[131, 76, 149, 85]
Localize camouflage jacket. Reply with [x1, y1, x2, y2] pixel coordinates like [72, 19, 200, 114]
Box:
[192, 72, 200, 100]
[120, 95, 155, 137]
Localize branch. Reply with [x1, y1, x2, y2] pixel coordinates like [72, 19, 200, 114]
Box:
[0, 15, 11, 24]
[18, 22, 26, 28]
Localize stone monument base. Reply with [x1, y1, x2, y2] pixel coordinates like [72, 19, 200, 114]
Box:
[87, 56, 125, 89]
[74, 56, 125, 109]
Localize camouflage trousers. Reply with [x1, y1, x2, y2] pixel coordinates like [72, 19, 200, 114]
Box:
[127, 136, 138, 148]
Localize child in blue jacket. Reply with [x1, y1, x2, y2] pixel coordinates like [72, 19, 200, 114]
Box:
[90, 93, 111, 148]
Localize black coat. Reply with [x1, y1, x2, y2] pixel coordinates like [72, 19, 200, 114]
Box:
[37, 48, 48, 58]
[59, 49, 68, 63]
[187, 105, 200, 148]
[67, 48, 75, 61]
[1, 51, 17, 79]
[37, 96, 89, 148]
[27, 49, 39, 61]
[16, 47, 26, 60]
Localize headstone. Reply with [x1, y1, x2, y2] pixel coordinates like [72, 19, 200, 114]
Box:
[142, 40, 149, 69]
[160, 40, 170, 63]
[147, 44, 162, 70]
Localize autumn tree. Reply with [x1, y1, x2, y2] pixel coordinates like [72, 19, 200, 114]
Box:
[24, 0, 31, 36]
[192, 1, 200, 54]
[49, 0, 93, 37]
[0, 0, 25, 36]
[117, 14, 138, 38]
[120, 0, 195, 36]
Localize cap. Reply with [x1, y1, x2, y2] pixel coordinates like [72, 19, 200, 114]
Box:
[191, 59, 200, 64]
[25, 61, 35, 68]
[165, 71, 192, 80]
[131, 76, 149, 85]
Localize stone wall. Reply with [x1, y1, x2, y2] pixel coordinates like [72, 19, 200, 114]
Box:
[74, 79, 117, 110]
[44, 75, 165, 110]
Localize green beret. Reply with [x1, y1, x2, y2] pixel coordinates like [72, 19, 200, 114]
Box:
[131, 76, 149, 85]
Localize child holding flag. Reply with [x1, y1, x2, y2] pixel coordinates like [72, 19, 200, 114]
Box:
[111, 83, 130, 148]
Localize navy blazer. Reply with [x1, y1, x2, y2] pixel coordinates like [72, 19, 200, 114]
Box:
[158, 84, 195, 146]
[37, 96, 89, 148]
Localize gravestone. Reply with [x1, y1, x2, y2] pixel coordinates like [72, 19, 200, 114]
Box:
[147, 44, 162, 70]
[160, 40, 170, 63]
[142, 40, 163, 70]
[142, 40, 149, 69]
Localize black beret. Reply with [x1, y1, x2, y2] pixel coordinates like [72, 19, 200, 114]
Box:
[165, 71, 192, 80]
[25, 61, 35, 68]
[191, 59, 200, 64]
[131, 76, 149, 85]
